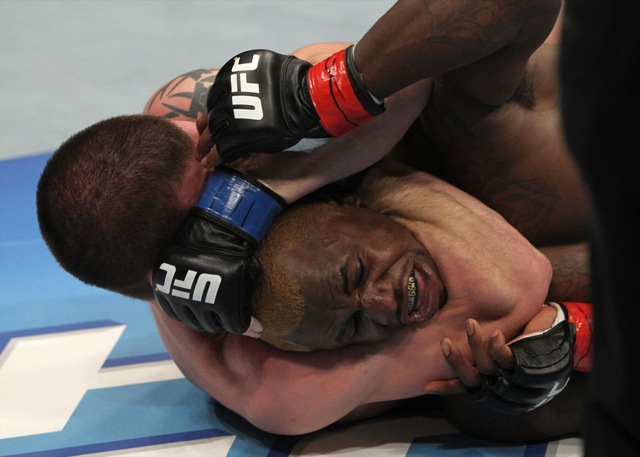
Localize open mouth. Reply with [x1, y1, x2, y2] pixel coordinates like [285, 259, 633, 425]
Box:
[403, 260, 445, 325]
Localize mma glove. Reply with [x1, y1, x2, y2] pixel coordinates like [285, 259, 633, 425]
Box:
[151, 167, 285, 333]
[207, 45, 385, 163]
[469, 301, 593, 413]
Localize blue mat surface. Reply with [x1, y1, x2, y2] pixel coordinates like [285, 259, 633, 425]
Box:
[0, 154, 583, 456]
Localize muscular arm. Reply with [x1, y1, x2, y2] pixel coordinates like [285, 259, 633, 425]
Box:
[150, 161, 555, 436]
[149, 299, 449, 435]
[355, 0, 560, 105]
[540, 242, 591, 303]
[142, 44, 352, 119]
[142, 45, 432, 204]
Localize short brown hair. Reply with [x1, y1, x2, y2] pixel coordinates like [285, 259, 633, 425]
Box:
[37, 115, 194, 299]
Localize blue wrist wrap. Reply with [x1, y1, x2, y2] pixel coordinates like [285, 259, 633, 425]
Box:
[196, 167, 285, 244]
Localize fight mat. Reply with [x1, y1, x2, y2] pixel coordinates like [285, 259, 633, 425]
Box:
[0, 153, 584, 456]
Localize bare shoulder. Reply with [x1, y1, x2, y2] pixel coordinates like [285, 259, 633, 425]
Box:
[143, 67, 218, 120]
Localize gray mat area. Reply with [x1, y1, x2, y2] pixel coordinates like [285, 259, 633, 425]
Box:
[0, 0, 394, 159]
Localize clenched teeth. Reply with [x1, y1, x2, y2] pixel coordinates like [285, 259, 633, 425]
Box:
[408, 272, 417, 313]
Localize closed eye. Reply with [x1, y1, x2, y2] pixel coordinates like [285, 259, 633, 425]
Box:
[356, 257, 365, 288]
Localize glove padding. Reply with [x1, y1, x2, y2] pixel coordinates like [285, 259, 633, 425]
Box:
[469, 302, 575, 413]
[207, 46, 384, 163]
[207, 49, 326, 163]
[151, 167, 284, 333]
[152, 212, 258, 333]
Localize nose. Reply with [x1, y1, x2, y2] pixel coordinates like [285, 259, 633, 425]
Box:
[360, 276, 399, 325]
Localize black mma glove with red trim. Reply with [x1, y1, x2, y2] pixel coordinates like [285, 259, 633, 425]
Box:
[151, 167, 284, 333]
[469, 302, 592, 413]
[207, 45, 385, 163]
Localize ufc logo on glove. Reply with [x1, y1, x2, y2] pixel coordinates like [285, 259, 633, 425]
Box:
[151, 167, 285, 333]
[155, 262, 222, 305]
[230, 54, 263, 120]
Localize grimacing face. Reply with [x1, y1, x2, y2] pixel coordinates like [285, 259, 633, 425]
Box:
[260, 201, 447, 351]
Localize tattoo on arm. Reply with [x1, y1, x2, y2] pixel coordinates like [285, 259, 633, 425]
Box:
[145, 69, 217, 121]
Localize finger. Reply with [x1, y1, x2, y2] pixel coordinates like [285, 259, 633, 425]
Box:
[441, 338, 481, 388]
[424, 378, 467, 395]
[196, 111, 208, 135]
[466, 319, 497, 375]
[488, 329, 515, 369]
[200, 146, 221, 168]
[242, 316, 263, 338]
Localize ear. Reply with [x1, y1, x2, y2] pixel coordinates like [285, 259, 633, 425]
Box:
[338, 194, 362, 207]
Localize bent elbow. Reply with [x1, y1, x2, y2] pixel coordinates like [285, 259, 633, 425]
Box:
[240, 389, 332, 435]
[244, 406, 325, 436]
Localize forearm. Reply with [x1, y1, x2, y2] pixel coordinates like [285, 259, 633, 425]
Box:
[232, 78, 432, 204]
[539, 242, 591, 303]
[355, 0, 560, 103]
[150, 298, 450, 434]
[149, 299, 374, 433]
[142, 44, 351, 120]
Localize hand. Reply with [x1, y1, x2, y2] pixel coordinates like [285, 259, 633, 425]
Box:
[197, 46, 384, 165]
[424, 319, 515, 396]
[151, 167, 285, 334]
[426, 304, 575, 413]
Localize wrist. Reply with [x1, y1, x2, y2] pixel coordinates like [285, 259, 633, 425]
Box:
[196, 166, 285, 243]
[307, 45, 385, 137]
[561, 301, 593, 373]
[230, 154, 325, 205]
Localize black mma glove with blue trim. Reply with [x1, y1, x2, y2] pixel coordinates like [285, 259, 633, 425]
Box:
[152, 167, 285, 333]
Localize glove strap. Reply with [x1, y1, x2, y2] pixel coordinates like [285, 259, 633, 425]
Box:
[307, 45, 385, 137]
[196, 167, 285, 244]
[562, 301, 593, 373]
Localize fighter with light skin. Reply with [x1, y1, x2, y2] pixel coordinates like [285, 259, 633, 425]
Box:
[145, 0, 592, 439]
[35, 0, 590, 441]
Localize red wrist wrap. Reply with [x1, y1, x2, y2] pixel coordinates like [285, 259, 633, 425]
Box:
[307, 48, 377, 137]
[564, 301, 593, 373]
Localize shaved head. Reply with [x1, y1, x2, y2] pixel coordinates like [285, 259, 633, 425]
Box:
[252, 199, 343, 351]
